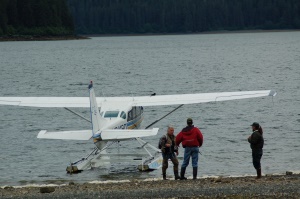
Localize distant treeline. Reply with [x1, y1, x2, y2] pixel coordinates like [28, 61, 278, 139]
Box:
[68, 0, 300, 34]
[0, 0, 74, 36]
[1, 0, 300, 37]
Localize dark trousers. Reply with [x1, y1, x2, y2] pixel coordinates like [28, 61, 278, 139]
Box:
[252, 149, 263, 170]
[162, 153, 179, 173]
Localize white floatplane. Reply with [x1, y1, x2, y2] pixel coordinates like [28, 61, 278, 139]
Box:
[0, 81, 276, 173]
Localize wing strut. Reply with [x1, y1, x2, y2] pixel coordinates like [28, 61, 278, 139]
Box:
[145, 104, 184, 129]
[64, 107, 91, 123]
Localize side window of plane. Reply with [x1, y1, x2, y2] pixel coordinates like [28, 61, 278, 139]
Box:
[120, 111, 126, 119]
[104, 111, 119, 118]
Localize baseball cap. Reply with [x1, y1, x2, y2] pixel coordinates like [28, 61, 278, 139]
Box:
[251, 122, 260, 128]
[187, 118, 193, 124]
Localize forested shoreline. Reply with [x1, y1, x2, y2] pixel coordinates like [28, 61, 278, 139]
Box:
[0, 0, 74, 38]
[68, 0, 300, 34]
[1, 0, 300, 39]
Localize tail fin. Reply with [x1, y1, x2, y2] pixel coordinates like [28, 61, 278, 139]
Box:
[88, 81, 107, 136]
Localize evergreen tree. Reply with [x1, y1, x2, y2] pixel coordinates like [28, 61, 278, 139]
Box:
[0, 0, 74, 36]
[67, 0, 300, 34]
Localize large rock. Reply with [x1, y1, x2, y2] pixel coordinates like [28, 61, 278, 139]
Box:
[40, 187, 55, 193]
[286, 171, 293, 175]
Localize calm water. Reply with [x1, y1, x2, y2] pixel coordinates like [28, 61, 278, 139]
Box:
[0, 32, 299, 186]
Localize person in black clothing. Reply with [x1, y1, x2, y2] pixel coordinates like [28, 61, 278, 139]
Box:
[248, 122, 264, 179]
[159, 126, 180, 180]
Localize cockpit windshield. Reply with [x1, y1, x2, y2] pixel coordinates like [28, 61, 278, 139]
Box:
[120, 111, 126, 119]
[104, 111, 119, 118]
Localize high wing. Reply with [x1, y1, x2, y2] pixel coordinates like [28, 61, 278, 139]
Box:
[132, 90, 277, 106]
[37, 128, 159, 141]
[0, 97, 89, 107]
[0, 90, 276, 108]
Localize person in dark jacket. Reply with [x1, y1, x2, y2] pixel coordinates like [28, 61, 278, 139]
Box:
[248, 122, 264, 179]
[159, 126, 180, 180]
[176, 118, 203, 180]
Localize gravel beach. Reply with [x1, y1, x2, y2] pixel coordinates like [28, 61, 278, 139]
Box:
[1, 174, 300, 198]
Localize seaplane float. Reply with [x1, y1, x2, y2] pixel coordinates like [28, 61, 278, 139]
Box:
[0, 81, 276, 173]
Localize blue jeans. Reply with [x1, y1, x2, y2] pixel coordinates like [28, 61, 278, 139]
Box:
[181, 147, 199, 168]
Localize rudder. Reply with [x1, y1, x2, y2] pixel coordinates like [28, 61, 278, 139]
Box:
[88, 81, 107, 136]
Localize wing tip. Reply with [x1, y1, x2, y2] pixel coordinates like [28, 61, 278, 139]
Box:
[269, 90, 277, 97]
[37, 130, 47, 138]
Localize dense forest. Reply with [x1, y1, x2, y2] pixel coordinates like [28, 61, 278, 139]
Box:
[0, 0, 300, 37]
[0, 0, 74, 36]
[67, 0, 300, 34]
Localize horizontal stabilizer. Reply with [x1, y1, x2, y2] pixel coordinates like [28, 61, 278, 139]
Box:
[99, 128, 159, 141]
[37, 130, 92, 140]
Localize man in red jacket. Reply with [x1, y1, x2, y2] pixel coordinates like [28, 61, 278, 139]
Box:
[176, 118, 203, 180]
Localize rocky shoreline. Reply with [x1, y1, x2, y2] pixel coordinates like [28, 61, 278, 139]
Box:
[1, 174, 300, 198]
[2, 30, 299, 42]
